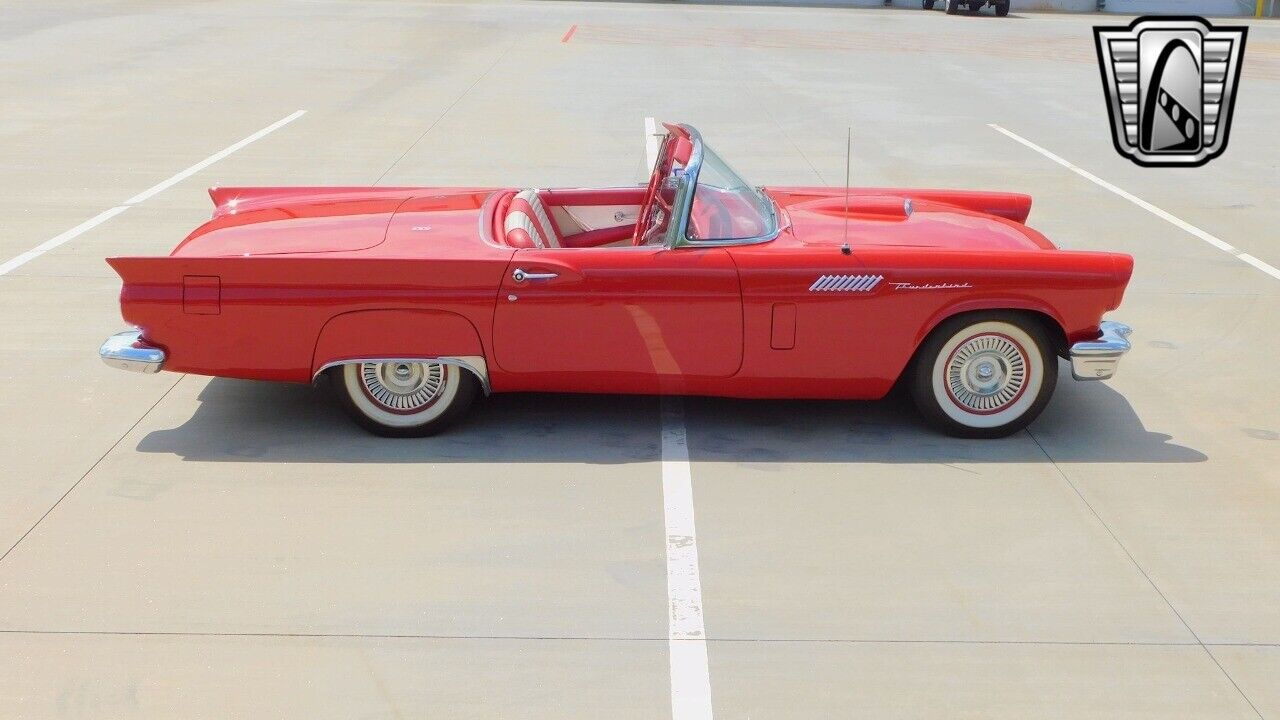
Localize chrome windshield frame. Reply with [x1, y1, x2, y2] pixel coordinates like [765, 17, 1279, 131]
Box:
[663, 124, 781, 249]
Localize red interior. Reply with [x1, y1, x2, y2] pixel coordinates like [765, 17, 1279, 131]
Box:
[495, 186, 645, 249]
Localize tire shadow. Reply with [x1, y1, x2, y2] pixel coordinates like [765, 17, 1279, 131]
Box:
[136, 366, 1205, 465]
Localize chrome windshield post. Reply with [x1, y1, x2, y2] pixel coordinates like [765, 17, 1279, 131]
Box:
[662, 124, 781, 250]
[664, 126, 704, 250]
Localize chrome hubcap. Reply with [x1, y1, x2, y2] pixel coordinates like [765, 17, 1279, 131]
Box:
[946, 334, 1028, 413]
[360, 362, 447, 413]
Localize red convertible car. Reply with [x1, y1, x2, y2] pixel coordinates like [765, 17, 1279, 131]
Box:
[101, 123, 1132, 438]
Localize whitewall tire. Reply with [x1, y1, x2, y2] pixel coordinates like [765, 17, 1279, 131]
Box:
[331, 361, 477, 437]
[910, 314, 1057, 438]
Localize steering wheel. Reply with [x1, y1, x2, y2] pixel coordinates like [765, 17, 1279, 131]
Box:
[633, 139, 674, 246]
[632, 155, 663, 246]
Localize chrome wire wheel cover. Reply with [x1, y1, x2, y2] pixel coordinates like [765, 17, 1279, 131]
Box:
[944, 333, 1028, 414]
[359, 361, 448, 414]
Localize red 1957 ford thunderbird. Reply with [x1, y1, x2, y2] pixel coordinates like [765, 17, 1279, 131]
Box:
[101, 123, 1132, 438]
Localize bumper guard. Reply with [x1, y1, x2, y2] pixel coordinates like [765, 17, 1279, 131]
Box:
[1069, 321, 1131, 381]
[100, 329, 165, 374]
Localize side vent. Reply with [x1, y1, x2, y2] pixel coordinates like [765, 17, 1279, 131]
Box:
[770, 303, 797, 350]
[809, 274, 883, 293]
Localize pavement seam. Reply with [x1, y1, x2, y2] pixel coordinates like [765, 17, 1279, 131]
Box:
[372, 43, 513, 185]
[1, 629, 1270, 646]
[0, 375, 186, 567]
[752, 78, 828, 187]
[1026, 428, 1266, 720]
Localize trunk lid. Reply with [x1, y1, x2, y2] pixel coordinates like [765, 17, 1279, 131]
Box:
[172, 187, 492, 257]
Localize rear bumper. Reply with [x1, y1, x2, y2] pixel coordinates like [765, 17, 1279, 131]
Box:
[100, 329, 165, 374]
[1069, 321, 1131, 381]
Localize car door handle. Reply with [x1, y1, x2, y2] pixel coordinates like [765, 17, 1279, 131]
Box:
[512, 268, 558, 283]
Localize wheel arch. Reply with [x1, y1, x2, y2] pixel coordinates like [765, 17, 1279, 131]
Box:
[311, 309, 490, 393]
[898, 304, 1069, 387]
[914, 301, 1067, 352]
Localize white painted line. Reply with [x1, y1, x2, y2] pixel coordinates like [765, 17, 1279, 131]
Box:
[645, 116, 661, 172]
[650, 114, 712, 717]
[125, 109, 307, 205]
[1237, 253, 1280, 281]
[661, 398, 714, 720]
[0, 206, 130, 276]
[989, 124, 1280, 282]
[0, 110, 306, 277]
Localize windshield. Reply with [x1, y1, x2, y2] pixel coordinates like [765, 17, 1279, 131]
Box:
[687, 143, 776, 242]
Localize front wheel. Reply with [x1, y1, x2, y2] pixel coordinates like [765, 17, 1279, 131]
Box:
[923, 0, 936, 8]
[945, 0, 961, 13]
[995, 1, 1010, 14]
[909, 314, 1057, 438]
[331, 360, 477, 437]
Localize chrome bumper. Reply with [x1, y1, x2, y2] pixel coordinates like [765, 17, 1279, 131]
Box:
[1069, 321, 1131, 381]
[100, 329, 165, 374]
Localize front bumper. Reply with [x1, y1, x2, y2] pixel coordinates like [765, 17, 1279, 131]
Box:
[100, 329, 165, 374]
[1069, 321, 1131, 381]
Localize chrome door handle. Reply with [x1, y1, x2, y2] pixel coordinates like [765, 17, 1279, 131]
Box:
[512, 268, 557, 283]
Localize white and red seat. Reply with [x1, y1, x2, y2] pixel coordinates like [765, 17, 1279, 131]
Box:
[503, 189, 561, 249]
[497, 187, 645, 249]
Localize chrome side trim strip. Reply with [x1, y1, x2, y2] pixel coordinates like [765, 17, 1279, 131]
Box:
[314, 355, 490, 395]
[1069, 321, 1132, 381]
[99, 329, 165, 374]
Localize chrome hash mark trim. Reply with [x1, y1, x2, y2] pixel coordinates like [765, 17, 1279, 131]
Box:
[809, 274, 883, 292]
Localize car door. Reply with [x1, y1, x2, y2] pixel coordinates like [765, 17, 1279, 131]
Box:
[491, 246, 743, 391]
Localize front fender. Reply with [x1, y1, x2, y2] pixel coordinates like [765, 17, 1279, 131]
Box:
[914, 297, 1067, 347]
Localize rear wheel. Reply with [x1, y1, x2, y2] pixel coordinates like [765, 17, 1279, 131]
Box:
[909, 313, 1057, 438]
[923, 0, 936, 8]
[970, 1, 985, 11]
[995, 1, 1010, 14]
[945, 0, 962, 14]
[331, 360, 477, 437]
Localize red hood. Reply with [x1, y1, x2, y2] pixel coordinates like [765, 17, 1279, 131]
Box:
[768, 187, 1056, 252]
[171, 186, 492, 257]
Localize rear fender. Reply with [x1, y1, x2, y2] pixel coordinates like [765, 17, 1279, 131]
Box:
[311, 309, 489, 391]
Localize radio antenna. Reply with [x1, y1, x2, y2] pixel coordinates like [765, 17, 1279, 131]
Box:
[841, 126, 852, 254]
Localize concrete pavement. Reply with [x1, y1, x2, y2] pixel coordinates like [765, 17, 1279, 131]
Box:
[1, 1, 1277, 718]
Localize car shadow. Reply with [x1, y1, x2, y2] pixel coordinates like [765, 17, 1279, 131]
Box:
[136, 369, 1205, 465]
[963, 9, 1026, 18]
[682, 375, 1205, 465]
